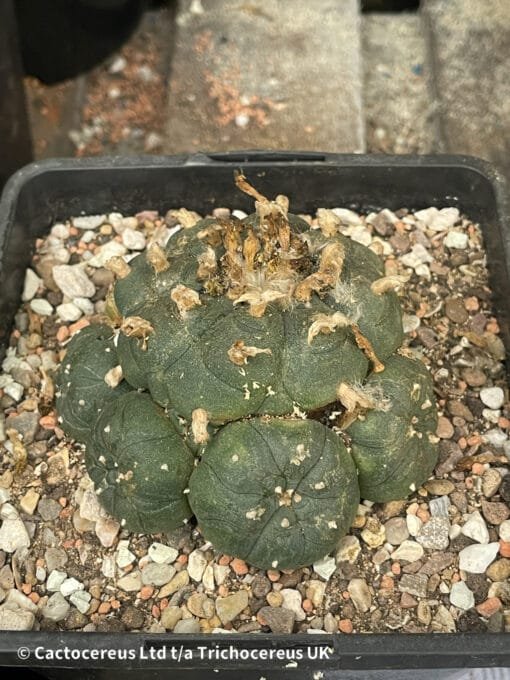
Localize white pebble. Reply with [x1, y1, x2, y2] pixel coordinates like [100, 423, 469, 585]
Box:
[73, 297, 95, 315]
[483, 429, 508, 448]
[350, 226, 372, 247]
[3, 380, 24, 402]
[280, 588, 305, 621]
[458, 543, 499, 573]
[461, 510, 490, 544]
[313, 555, 336, 581]
[406, 514, 423, 537]
[60, 577, 84, 597]
[22, 269, 42, 301]
[73, 215, 106, 230]
[56, 302, 82, 322]
[0, 505, 31, 553]
[70, 590, 91, 614]
[116, 541, 136, 568]
[187, 549, 207, 582]
[414, 207, 459, 231]
[499, 520, 510, 542]
[444, 231, 469, 249]
[80, 230, 96, 244]
[450, 581, 475, 610]
[148, 543, 178, 565]
[122, 228, 146, 251]
[30, 298, 53, 316]
[50, 223, 70, 239]
[231, 210, 248, 220]
[87, 240, 127, 268]
[47, 569, 67, 592]
[480, 387, 505, 410]
[331, 208, 362, 226]
[235, 113, 250, 128]
[390, 540, 424, 562]
[53, 264, 96, 298]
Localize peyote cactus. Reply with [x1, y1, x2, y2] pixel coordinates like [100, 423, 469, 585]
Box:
[55, 175, 439, 569]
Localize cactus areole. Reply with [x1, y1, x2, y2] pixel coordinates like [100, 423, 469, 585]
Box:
[55, 174, 438, 569]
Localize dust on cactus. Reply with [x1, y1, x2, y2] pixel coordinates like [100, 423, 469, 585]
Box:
[55, 173, 438, 570]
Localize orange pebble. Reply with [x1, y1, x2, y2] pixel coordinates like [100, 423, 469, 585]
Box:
[467, 434, 482, 447]
[464, 297, 479, 312]
[39, 414, 57, 430]
[342, 591, 350, 600]
[98, 602, 111, 614]
[217, 585, 229, 597]
[160, 598, 169, 610]
[499, 540, 510, 558]
[476, 597, 502, 618]
[58, 497, 67, 507]
[74, 539, 83, 548]
[416, 508, 430, 523]
[151, 605, 160, 618]
[218, 555, 231, 566]
[231, 558, 249, 576]
[338, 619, 353, 634]
[458, 437, 467, 450]
[471, 462, 485, 475]
[391, 562, 401, 576]
[69, 318, 90, 335]
[62, 539, 74, 549]
[498, 417, 510, 429]
[21, 583, 31, 595]
[267, 569, 280, 582]
[59, 507, 72, 520]
[302, 598, 313, 613]
[69, 226, 79, 236]
[28, 592, 40, 604]
[380, 575, 394, 590]
[139, 586, 154, 601]
[176, 554, 187, 565]
[110, 600, 121, 610]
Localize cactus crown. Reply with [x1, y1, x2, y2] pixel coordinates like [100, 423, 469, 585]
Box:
[55, 176, 438, 569]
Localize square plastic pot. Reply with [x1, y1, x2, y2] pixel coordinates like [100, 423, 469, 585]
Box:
[0, 151, 509, 679]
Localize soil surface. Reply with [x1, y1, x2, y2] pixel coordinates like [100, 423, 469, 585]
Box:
[0, 203, 509, 635]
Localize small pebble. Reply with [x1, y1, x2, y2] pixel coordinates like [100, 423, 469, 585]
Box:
[29, 299, 53, 316]
[215, 591, 249, 624]
[499, 520, 510, 543]
[56, 302, 82, 322]
[383, 518, 409, 545]
[73, 215, 106, 230]
[461, 511, 489, 544]
[22, 270, 42, 302]
[459, 543, 500, 573]
[450, 581, 475, 610]
[313, 555, 336, 580]
[390, 540, 424, 563]
[187, 550, 207, 582]
[417, 517, 450, 550]
[444, 231, 468, 249]
[148, 543, 178, 565]
[480, 387, 505, 410]
[347, 578, 372, 612]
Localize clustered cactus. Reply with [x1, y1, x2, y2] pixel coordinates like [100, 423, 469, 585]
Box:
[55, 175, 439, 570]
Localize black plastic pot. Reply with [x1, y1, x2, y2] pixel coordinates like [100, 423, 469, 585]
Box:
[0, 152, 509, 679]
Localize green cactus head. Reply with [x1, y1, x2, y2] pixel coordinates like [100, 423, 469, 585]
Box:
[55, 176, 438, 568]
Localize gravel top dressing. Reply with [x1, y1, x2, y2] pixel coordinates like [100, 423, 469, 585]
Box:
[0, 201, 509, 636]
